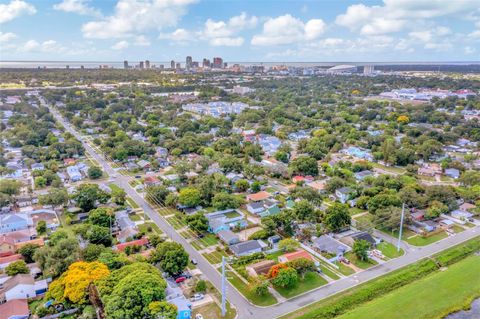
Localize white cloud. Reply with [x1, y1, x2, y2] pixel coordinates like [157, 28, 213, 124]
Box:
[134, 35, 151, 46]
[53, 0, 101, 17]
[0, 0, 36, 24]
[111, 40, 129, 50]
[336, 0, 478, 35]
[209, 37, 244, 46]
[159, 28, 190, 41]
[469, 30, 480, 38]
[464, 46, 476, 54]
[18, 40, 39, 52]
[82, 0, 197, 39]
[252, 14, 325, 46]
[0, 32, 16, 42]
[17, 39, 67, 53]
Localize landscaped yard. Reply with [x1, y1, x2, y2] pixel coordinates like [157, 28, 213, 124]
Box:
[192, 302, 236, 319]
[275, 271, 328, 298]
[224, 211, 241, 218]
[203, 251, 228, 264]
[344, 252, 378, 269]
[406, 231, 448, 246]
[337, 255, 480, 319]
[452, 225, 465, 233]
[319, 264, 340, 280]
[376, 242, 404, 259]
[265, 250, 284, 262]
[337, 261, 356, 275]
[225, 268, 277, 306]
[138, 222, 162, 234]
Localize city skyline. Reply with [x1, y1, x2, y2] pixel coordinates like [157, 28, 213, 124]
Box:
[0, 0, 479, 62]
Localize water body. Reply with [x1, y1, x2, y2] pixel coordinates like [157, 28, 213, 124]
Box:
[444, 298, 480, 319]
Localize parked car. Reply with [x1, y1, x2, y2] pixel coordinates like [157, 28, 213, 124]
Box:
[175, 276, 186, 283]
[195, 315, 204, 319]
[190, 293, 204, 302]
[173, 272, 192, 280]
[135, 175, 141, 179]
[191, 258, 198, 265]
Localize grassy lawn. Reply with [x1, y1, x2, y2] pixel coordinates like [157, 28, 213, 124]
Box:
[201, 233, 219, 246]
[337, 262, 356, 276]
[348, 207, 364, 215]
[166, 216, 186, 230]
[129, 213, 143, 221]
[192, 302, 236, 319]
[265, 250, 284, 262]
[203, 251, 228, 264]
[126, 197, 139, 209]
[452, 225, 465, 233]
[138, 222, 162, 234]
[377, 242, 404, 259]
[224, 211, 241, 218]
[344, 252, 378, 270]
[406, 231, 448, 246]
[337, 255, 480, 319]
[275, 272, 328, 299]
[319, 264, 341, 280]
[226, 268, 277, 306]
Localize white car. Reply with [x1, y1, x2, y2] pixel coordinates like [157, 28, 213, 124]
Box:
[195, 314, 203, 319]
[190, 293, 204, 302]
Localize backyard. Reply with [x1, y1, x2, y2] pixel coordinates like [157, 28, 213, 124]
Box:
[275, 271, 328, 298]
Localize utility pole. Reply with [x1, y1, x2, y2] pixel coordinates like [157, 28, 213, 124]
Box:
[397, 203, 405, 252]
[221, 256, 226, 317]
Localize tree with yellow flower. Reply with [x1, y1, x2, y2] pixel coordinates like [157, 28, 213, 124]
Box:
[47, 261, 110, 304]
[397, 115, 409, 124]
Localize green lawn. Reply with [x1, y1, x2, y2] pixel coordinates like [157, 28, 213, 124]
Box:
[406, 231, 448, 246]
[319, 264, 340, 280]
[266, 250, 284, 262]
[452, 225, 465, 233]
[377, 242, 404, 259]
[344, 252, 378, 270]
[138, 222, 162, 234]
[337, 262, 356, 276]
[275, 272, 328, 299]
[337, 255, 480, 319]
[226, 268, 277, 306]
[126, 197, 139, 209]
[224, 211, 241, 218]
[192, 301, 236, 319]
[129, 213, 143, 221]
[203, 251, 228, 264]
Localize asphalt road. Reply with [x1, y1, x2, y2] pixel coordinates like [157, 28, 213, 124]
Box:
[45, 98, 480, 319]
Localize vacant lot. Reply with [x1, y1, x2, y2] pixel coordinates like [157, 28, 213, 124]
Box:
[337, 255, 480, 319]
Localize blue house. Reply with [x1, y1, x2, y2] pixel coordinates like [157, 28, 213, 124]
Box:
[165, 280, 191, 319]
[343, 146, 373, 161]
[335, 187, 354, 204]
[206, 209, 247, 234]
[0, 214, 32, 234]
[354, 170, 374, 181]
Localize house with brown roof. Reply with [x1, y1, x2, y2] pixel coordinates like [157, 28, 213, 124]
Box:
[246, 259, 276, 277]
[114, 238, 149, 252]
[0, 254, 23, 270]
[0, 299, 29, 319]
[278, 250, 313, 263]
[246, 191, 271, 202]
[0, 235, 16, 257]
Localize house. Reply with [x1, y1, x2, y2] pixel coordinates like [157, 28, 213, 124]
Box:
[157, 158, 170, 168]
[246, 259, 276, 277]
[306, 180, 327, 193]
[344, 232, 378, 247]
[0, 274, 48, 303]
[63, 158, 76, 166]
[410, 211, 425, 221]
[66, 165, 83, 182]
[217, 229, 240, 246]
[444, 168, 460, 179]
[246, 199, 280, 217]
[230, 240, 265, 257]
[226, 172, 244, 184]
[418, 163, 442, 176]
[422, 220, 438, 232]
[0, 235, 16, 257]
[144, 176, 161, 187]
[312, 235, 350, 255]
[114, 238, 149, 252]
[246, 191, 271, 202]
[342, 146, 373, 161]
[137, 160, 151, 170]
[0, 299, 30, 319]
[0, 254, 23, 270]
[31, 163, 44, 171]
[459, 202, 475, 212]
[267, 235, 281, 248]
[155, 147, 168, 158]
[206, 209, 247, 234]
[124, 162, 139, 171]
[0, 214, 32, 234]
[115, 210, 138, 243]
[451, 210, 474, 221]
[335, 187, 354, 204]
[278, 249, 313, 263]
[354, 170, 374, 180]
[165, 280, 191, 319]
[257, 134, 282, 155]
[439, 219, 455, 228]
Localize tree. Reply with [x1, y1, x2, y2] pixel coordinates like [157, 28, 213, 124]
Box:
[39, 188, 69, 207]
[34, 238, 80, 277]
[292, 200, 317, 222]
[87, 166, 103, 179]
[426, 200, 449, 219]
[397, 115, 409, 124]
[178, 187, 201, 207]
[367, 193, 401, 214]
[46, 261, 110, 304]
[278, 238, 300, 252]
[425, 185, 458, 210]
[88, 207, 113, 228]
[185, 213, 209, 233]
[98, 263, 167, 319]
[17, 243, 40, 263]
[286, 258, 316, 279]
[212, 192, 242, 210]
[36, 220, 47, 234]
[148, 301, 177, 319]
[325, 203, 351, 232]
[98, 250, 131, 270]
[147, 185, 170, 204]
[87, 225, 112, 246]
[234, 179, 249, 192]
[35, 176, 47, 188]
[149, 242, 189, 275]
[195, 280, 207, 293]
[458, 170, 480, 186]
[111, 187, 126, 205]
[5, 260, 29, 276]
[72, 183, 110, 212]
[251, 181, 261, 192]
[0, 179, 22, 196]
[271, 267, 298, 288]
[267, 263, 288, 279]
[250, 276, 269, 296]
[372, 206, 403, 232]
[289, 156, 319, 176]
[81, 244, 108, 262]
[353, 239, 370, 261]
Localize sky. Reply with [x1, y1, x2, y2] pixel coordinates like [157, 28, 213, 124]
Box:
[0, 0, 480, 62]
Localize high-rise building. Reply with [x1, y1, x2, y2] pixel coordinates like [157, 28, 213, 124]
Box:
[171, 60, 175, 69]
[176, 62, 181, 69]
[159, 64, 164, 70]
[139, 61, 144, 69]
[145, 60, 150, 69]
[124, 60, 129, 69]
[363, 65, 374, 75]
[186, 56, 192, 70]
[202, 58, 210, 68]
[213, 57, 223, 68]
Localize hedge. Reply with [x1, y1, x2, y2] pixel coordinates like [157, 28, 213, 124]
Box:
[291, 236, 480, 319]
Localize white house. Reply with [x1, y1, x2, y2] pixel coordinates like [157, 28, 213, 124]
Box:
[0, 274, 48, 303]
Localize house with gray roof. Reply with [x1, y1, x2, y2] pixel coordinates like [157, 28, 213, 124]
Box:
[230, 240, 265, 257]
